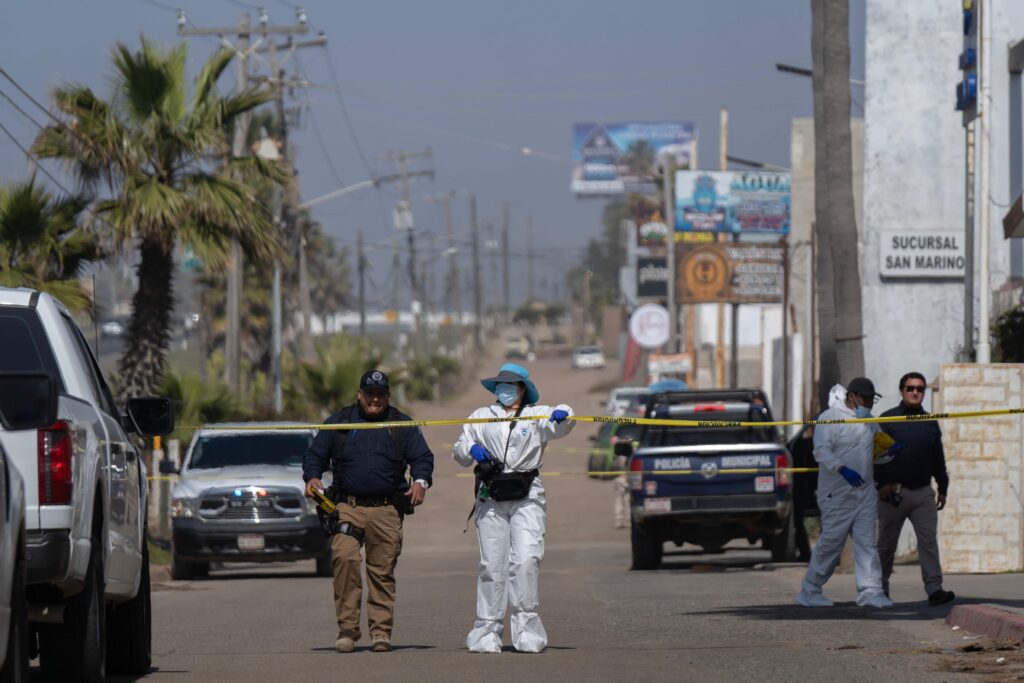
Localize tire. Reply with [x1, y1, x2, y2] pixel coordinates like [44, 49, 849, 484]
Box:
[0, 539, 29, 683]
[771, 509, 799, 563]
[630, 520, 663, 570]
[106, 539, 152, 675]
[171, 549, 208, 581]
[587, 453, 605, 479]
[39, 526, 106, 683]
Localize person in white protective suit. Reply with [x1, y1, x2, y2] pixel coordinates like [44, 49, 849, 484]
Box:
[452, 363, 575, 653]
[794, 378, 892, 610]
[795, 377, 894, 609]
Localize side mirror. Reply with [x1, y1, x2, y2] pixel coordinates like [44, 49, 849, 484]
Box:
[0, 373, 58, 431]
[613, 440, 634, 457]
[157, 459, 179, 475]
[125, 397, 175, 437]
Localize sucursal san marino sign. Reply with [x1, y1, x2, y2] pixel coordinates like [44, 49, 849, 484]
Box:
[879, 230, 965, 279]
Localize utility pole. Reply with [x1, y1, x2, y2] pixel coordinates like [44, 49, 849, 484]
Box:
[427, 191, 462, 325]
[471, 194, 483, 350]
[179, 9, 312, 390]
[378, 149, 434, 357]
[663, 159, 678, 353]
[501, 203, 511, 320]
[526, 214, 535, 303]
[717, 108, 728, 387]
[357, 229, 367, 337]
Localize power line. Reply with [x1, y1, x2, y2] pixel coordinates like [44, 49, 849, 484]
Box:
[310, 27, 375, 180]
[0, 119, 77, 196]
[138, 0, 180, 12]
[0, 86, 46, 130]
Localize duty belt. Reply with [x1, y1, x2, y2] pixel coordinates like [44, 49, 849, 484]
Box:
[339, 493, 397, 507]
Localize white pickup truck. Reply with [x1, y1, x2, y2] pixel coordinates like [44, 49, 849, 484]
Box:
[0, 288, 173, 681]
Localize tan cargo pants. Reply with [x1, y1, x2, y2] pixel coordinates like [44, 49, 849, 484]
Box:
[331, 502, 403, 640]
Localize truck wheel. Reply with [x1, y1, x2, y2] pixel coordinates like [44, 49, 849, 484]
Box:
[587, 454, 604, 479]
[106, 539, 152, 674]
[39, 526, 106, 682]
[771, 509, 798, 563]
[315, 550, 333, 577]
[630, 520, 663, 570]
[0, 543, 29, 683]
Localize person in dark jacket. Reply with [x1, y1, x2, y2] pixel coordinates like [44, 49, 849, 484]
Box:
[303, 370, 434, 653]
[875, 372, 954, 606]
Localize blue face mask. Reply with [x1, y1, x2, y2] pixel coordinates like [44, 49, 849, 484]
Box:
[495, 383, 520, 407]
[854, 405, 872, 419]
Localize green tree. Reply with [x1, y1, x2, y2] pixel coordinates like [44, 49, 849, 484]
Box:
[33, 37, 286, 397]
[0, 176, 102, 312]
[622, 139, 656, 178]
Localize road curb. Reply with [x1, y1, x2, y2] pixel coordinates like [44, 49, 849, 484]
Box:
[945, 604, 1024, 642]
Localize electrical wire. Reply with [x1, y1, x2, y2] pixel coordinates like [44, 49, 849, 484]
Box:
[0, 119, 78, 196]
[0, 86, 46, 130]
[138, 0, 181, 12]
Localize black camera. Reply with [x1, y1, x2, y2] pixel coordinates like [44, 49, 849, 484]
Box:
[474, 457, 505, 483]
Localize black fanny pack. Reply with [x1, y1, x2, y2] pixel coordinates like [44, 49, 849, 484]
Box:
[488, 469, 539, 502]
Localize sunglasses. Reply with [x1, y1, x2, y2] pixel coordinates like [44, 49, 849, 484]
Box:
[903, 385, 926, 394]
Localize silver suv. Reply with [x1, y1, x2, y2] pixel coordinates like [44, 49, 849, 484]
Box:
[0, 288, 173, 681]
[166, 424, 330, 579]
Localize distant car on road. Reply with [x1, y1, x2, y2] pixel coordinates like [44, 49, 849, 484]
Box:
[604, 386, 649, 417]
[587, 421, 642, 479]
[99, 318, 126, 337]
[571, 345, 606, 369]
[167, 424, 331, 580]
[505, 335, 533, 360]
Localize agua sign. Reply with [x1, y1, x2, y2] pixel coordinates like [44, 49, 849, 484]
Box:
[629, 304, 670, 349]
[879, 230, 965, 279]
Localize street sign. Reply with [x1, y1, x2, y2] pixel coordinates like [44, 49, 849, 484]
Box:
[648, 352, 691, 374]
[678, 243, 785, 304]
[636, 257, 668, 298]
[628, 304, 670, 349]
[879, 230, 966, 279]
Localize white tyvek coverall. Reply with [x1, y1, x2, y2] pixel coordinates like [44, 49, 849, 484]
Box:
[801, 385, 887, 603]
[453, 403, 575, 653]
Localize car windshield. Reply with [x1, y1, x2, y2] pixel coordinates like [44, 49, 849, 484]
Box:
[640, 408, 778, 447]
[577, 346, 601, 354]
[187, 433, 313, 469]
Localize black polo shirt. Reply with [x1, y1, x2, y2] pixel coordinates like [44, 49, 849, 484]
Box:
[876, 403, 949, 496]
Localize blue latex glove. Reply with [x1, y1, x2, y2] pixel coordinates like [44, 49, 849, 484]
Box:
[470, 444, 492, 463]
[838, 466, 865, 487]
[550, 409, 569, 423]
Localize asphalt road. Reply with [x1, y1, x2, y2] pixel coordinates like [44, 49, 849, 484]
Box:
[132, 352, 980, 683]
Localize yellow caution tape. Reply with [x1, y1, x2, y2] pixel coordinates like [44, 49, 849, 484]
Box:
[174, 406, 1024, 433]
[146, 466, 821, 482]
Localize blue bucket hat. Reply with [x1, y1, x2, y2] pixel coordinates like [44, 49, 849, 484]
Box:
[481, 363, 539, 405]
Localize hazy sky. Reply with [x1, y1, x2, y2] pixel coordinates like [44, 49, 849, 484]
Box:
[0, 0, 865, 309]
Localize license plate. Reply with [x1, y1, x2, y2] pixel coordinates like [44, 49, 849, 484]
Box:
[237, 534, 265, 551]
[755, 476, 775, 493]
[643, 497, 672, 513]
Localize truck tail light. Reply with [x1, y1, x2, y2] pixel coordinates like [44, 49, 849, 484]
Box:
[693, 404, 725, 411]
[775, 453, 791, 487]
[629, 457, 643, 491]
[38, 421, 73, 505]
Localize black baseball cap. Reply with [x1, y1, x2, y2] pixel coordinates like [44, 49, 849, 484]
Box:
[847, 377, 882, 400]
[360, 369, 390, 391]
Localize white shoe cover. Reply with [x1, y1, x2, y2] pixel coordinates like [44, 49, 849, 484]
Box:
[794, 590, 834, 607]
[857, 592, 894, 609]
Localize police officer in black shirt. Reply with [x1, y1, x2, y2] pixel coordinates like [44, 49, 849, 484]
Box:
[875, 371, 954, 606]
[303, 370, 434, 653]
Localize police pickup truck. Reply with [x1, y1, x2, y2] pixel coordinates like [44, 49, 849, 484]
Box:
[617, 389, 797, 570]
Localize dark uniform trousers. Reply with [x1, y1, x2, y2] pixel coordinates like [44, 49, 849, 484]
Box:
[331, 502, 403, 640]
[877, 486, 943, 597]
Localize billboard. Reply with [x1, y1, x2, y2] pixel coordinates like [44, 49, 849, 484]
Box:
[636, 256, 668, 298]
[572, 122, 694, 195]
[675, 171, 791, 235]
[678, 243, 785, 304]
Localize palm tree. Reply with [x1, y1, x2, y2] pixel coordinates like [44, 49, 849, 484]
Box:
[0, 176, 102, 312]
[811, 0, 864, 409]
[33, 37, 286, 397]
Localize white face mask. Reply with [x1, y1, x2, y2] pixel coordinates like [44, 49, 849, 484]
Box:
[495, 383, 520, 407]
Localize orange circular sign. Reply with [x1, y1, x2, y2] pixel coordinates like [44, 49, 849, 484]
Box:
[683, 246, 730, 300]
